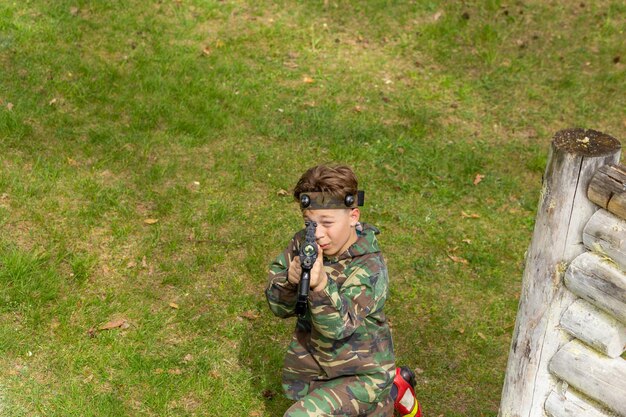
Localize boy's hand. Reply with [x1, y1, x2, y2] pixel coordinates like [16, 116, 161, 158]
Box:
[309, 245, 328, 292]
[287, 256, 302, 285]
[287, 246, 327, 292]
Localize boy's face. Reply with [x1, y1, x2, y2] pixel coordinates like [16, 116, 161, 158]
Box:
[303, 208, 360, 257]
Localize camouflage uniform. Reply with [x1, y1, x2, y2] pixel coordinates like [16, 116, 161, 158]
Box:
[266, 223, 395, 416]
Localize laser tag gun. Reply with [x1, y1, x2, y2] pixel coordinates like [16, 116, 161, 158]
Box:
[295, 220, 318, 317]
[391, 366, 423, 417]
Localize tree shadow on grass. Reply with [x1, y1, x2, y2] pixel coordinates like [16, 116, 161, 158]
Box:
[238, 299, 294, 416]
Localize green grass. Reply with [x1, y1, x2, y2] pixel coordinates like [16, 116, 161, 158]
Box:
[1, 0, 625, 415]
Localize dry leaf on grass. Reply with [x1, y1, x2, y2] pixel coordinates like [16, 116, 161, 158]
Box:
[448, 254, 469, 265]
[169, 302, 179, 309]
[302, 76, 315, 83]
[99, 319, 128, 331]
[240, 310, 260, 320]
[461, 211, 480, 219]
[144, 218, 159, 224]
[473, 173, 485, 185]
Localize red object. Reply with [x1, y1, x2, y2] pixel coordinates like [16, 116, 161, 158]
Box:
[393, 367, 422, 417]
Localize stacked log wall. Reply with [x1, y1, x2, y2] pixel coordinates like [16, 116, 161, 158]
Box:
[499, 129, 624, 417]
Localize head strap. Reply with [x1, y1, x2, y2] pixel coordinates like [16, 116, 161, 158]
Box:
[299, 191, 364, 210]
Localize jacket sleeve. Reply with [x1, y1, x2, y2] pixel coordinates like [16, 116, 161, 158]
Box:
[265, 235, 300, 318]
[307, 258, 388, 340]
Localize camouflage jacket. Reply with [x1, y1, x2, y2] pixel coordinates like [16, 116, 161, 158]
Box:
[266, 223, 395, 404]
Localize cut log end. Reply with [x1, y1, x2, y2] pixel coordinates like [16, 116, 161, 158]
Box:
[553, 128, 621, 157]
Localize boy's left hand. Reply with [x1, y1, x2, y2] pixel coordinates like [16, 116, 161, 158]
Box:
[309, 244, 328, 292]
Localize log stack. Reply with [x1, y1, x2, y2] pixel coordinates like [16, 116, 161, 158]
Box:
[499, 129, 625, 417]
[544, 169, 626, 417]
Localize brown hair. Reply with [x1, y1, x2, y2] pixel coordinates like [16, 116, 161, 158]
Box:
[293, 164, 358, 201]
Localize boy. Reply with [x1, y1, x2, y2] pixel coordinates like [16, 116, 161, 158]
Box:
[265, 164, 396, 416]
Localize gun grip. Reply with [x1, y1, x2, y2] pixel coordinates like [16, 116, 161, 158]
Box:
[295, 269, 311, 317]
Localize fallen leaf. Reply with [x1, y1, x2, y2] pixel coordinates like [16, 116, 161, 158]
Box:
[7, 102, 13, 111]
[433, 11, 443, 21]
[302, 76, 315, 83]
[169, 302, 179, 309]
[461, 211, 480, 219]
[448, 254, 468, 264]
[277, 189, 289, 197]
[383, 164, 397, 173]
[462, 239, 472, 244]
[183, 354, 194, 363]
[457, 328, 465, 334]
[49, 98, 58, 106]
[141, 256, 148, 268]
[477, 332, 487, 340]
[70, 6, 79, 15]
[354, 105, 363, 113]
[473, 173, 485, 185]
[99, 319, 126, 331]
[240, 310, 260, 320]
[127, 260, 136, 268]
[202, 46, 211, 56]
[144, 218, 159, 224]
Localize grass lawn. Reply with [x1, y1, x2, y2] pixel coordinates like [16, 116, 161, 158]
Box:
[1, 0, 625, 416]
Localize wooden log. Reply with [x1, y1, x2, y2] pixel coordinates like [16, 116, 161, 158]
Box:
[499, 129, 621, 417]
[565, 252, 626, 324]
[560, 299, 626, 358]
[549, 340, 626, 415]
[583, 209, 626, 272]
[588, 163, 626, 219]
[545, 388, 617, 417]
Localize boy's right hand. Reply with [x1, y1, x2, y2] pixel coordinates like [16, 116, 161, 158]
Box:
[287, 256, 302, 285]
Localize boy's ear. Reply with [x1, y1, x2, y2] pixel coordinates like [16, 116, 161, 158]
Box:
[350, 208, 360, 226]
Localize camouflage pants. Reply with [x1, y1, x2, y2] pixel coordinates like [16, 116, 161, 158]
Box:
[284, 376, 394, 417]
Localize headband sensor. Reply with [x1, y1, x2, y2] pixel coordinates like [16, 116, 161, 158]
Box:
[299, 191, 364, 210]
